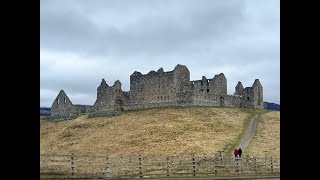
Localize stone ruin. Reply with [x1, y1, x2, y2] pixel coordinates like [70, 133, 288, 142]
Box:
[49, 64, 263, 118]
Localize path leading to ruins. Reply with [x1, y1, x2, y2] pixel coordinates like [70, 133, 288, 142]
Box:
[231, 114, 259, 158]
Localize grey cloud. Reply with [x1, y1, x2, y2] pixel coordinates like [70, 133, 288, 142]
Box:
[41, 0, 246, 57]
[40, 0, 279, 107]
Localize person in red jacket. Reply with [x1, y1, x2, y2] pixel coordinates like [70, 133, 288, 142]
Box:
[234, 149, 238, 158]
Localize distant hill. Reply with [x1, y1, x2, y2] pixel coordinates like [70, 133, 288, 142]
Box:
[40, 105, 92, 115]
[263, 102, 280, 111]
[40, 107, 51, 116]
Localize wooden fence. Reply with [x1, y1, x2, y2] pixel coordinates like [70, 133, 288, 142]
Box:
[40, 153, 280, 179]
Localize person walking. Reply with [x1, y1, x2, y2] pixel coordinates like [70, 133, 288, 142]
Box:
[238, 148, 242, 158]
[234, 148, 238, 158]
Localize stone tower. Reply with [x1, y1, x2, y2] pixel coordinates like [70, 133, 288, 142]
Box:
[173, 64, 192, 104]
[90, 79, 124, 116]
[252, 79, 263, 109]
[234, 81, 244, 96]
[50, 90, 78, 117]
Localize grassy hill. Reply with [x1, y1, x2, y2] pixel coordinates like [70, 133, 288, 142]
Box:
[244, 111, 280, 157]
[40, 106, 279, 157]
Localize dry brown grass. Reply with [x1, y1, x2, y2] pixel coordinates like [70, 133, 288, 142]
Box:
[40, 107, 279, 155]
[40, 107, 260, 156]
[244, 111, 280, 157]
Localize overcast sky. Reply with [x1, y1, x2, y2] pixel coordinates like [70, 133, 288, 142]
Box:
[40, 0, 279, 107]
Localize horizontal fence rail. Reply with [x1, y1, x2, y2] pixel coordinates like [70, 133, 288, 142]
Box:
[40, 154, 280, 179]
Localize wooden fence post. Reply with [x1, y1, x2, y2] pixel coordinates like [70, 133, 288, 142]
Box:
[271, 157, 273, 173]
[254, 158, 257, 173]
[166, 156, 170, 177]
[104, 155, 110, 177]
[70, 153, 74, 176]
[139, 155, 143, 178]
[235, 156, 239, 173]
[192, 155, 196, 177]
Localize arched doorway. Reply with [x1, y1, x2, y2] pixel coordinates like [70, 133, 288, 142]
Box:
[220, 96, 225, 106]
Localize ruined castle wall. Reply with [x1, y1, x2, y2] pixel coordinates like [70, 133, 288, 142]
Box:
[240, 87, 254, 108]
[172, 65, 193, 104]
[129, 70, 175, 106]
[224, 95, 241, 107]
[252, 79, 264, 109]
[122, 91, 130, 106]
[50, 90, 79, 119]
[129, 65, 192, 109]
[210, 73, 227, 96]
[90, 80, 124, 116]
[234, 81, 244, 96]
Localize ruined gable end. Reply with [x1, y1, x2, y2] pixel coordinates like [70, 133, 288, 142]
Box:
[252, 79, 263, 108]
[234, 81, 244, 96]
[49, 90, 79, 120]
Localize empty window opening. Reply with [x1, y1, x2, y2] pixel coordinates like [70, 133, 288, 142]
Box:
[161, 96, 162, 99]
[201, 89, 203, 92]
[64, 98, 66, 104]
[207, 89, 209, 92]
[201, 81, 203, 86]
[207, 80, 209, 85]
[57, 99, 59, 105]
[247, 97, 250, 100]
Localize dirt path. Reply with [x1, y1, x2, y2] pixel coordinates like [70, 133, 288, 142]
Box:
[231, 114, 259, 158]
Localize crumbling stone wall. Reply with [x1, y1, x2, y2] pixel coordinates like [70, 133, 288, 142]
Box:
[252, 79, 263, 109]
[89, 79, 124, 116]
[51, 64, 264, 117]
[234, 81, 244, 96]
[50, 90, 79, 119]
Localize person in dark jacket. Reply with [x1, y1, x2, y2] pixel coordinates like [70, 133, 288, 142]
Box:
[238, 148, 242, 158]
[234, 149, 238, 158]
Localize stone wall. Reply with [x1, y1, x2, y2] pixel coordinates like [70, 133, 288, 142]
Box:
[89, 79, 124, 116]
[50, 90, 79, 119]
[50, 64, 264, 117]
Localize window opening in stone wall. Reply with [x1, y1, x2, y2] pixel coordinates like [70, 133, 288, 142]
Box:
[64, 98, 66, 104]
[201, 89, 203, 92]
[57, 99, 59, 105]
[201, 81, 203, 86]
[207, 80, 209, 85]
[247, 97, 250, 100]
[207, 89, 209, 92]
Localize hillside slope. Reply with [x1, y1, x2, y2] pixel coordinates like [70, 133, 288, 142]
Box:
[244, 111, 280, 157]
[41, 107, 265, 156]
